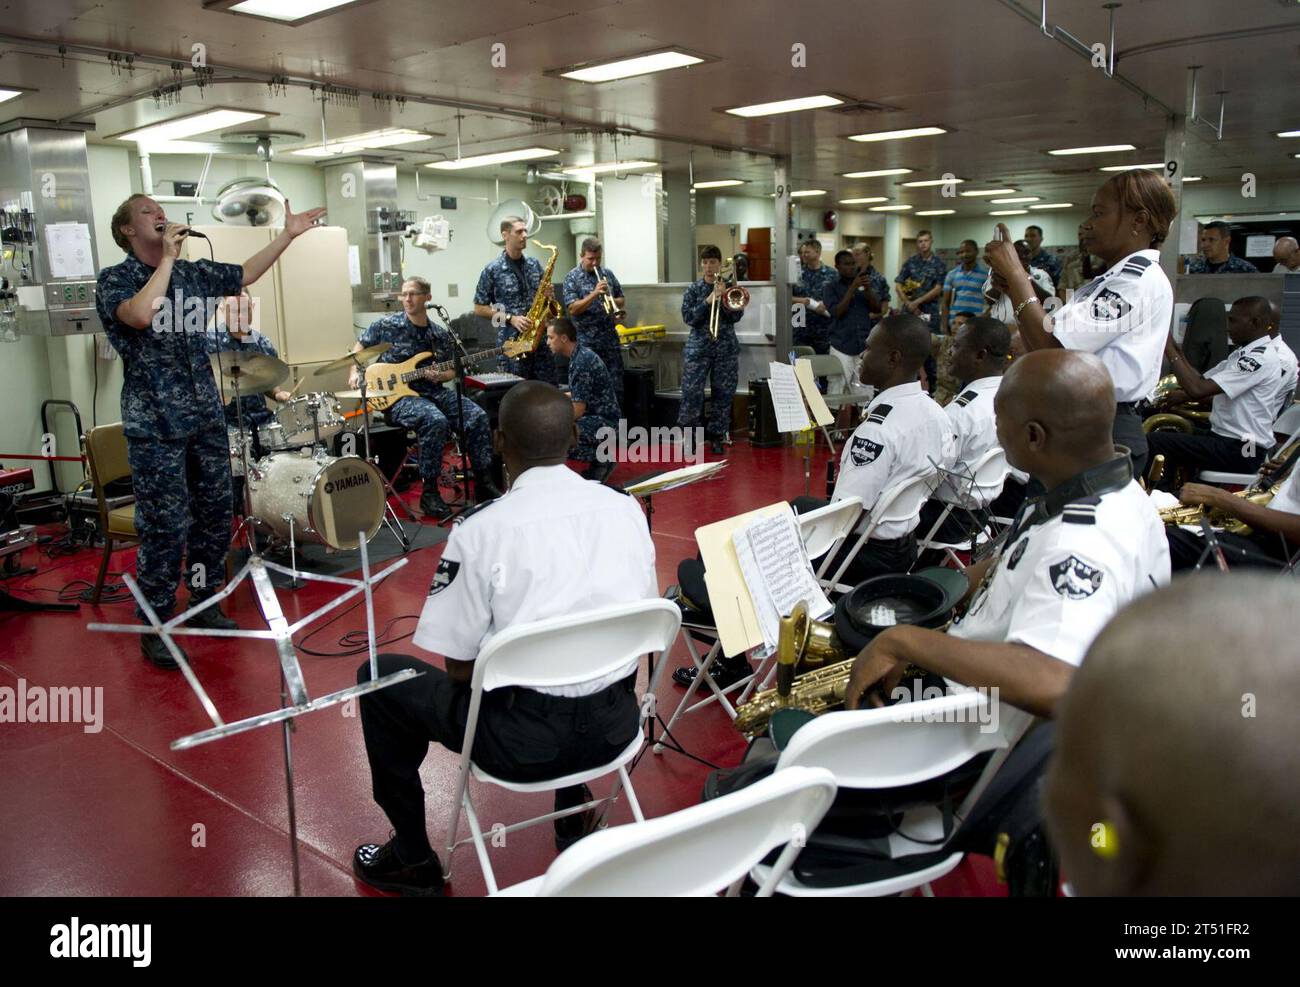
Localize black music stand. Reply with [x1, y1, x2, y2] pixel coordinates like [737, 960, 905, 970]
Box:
[438, 318, 476, 526]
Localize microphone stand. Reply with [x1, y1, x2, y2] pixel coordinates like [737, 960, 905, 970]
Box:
[432, 304, 476, 525]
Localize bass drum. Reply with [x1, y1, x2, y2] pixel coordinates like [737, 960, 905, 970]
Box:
[247, 448, 386, 550]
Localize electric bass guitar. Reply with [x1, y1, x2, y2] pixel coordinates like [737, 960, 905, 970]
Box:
[362, 338, 531, 411]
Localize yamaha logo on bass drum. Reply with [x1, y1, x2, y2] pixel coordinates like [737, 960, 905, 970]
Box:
[323, 471, 374, 495]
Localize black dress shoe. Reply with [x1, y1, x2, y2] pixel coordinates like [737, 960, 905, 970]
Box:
[581, 460, 616, 484]
[672, 657, 753, 690]
[419, 487, 452, 519]
[185, 603, 237, 630]
[709, 438, 725, 455]
[554, 784, 597, 851]
[141, 634, 184, 670]
[352, 839, 445, 896]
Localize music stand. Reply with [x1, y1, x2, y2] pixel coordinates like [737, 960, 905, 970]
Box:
[89, 531, 418, 896]
[437, 320, 477, 525]
[622, 460, 728, 533]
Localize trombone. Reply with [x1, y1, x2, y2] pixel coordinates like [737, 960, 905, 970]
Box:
[708, 259, 750, 339]
[596, 266, 626, 321]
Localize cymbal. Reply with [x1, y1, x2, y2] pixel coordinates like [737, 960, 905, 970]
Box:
[333, 389, 373, 401]
[209, 350, 289, 393]
[314, 342, 392, 376]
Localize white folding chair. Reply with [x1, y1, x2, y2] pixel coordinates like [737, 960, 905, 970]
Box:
[914, 447, 1010, 569]
[442, 598, 681, 893]
[797, 495, 865, 589]
[823, 472, 938, 594]
[492, 766, 837, 897]
[654, 606, 758, 744]
[751, 693, 1027, 896]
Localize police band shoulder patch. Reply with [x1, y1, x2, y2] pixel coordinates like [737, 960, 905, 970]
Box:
[1236, 354, 1262, 374]
[849, 435, 884, 467]
[428, 557, 460, 596]
[1048, 555, 1103, 600]
[1007, 538, 1028, 570]
[1088, 287, 1132, 322]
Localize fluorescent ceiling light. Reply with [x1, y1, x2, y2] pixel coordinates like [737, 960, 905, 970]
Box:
[869, 204, 912, 211]
[291, 129, 433, 157]
[1276, 130, 1300, 138]
[848, 126, 946, 143]
[726, 95, 842, 117]
[901, 178, 963, 188]
[989, 209, 1029, 216]
[228, 0, 357, 19]
[842, 168, 912, 178]
[692, 179, 746, 189]
[1029, 202, 1074, 209]
[0, 88, 26, 104]
[960, 188, 1015, 197]
[560, 50, 702, 83]
[426, 147, 560, 170]
[991, 196, 1041, 203]
[138, 141, 231, 154]
[117, 108, 267, 144]
[1183, 176, 1203, 182]
[1099, 162, 1163, 172]
[916, 209, 955, 216]
[839, 196, 889, 204]
[561, 161, 657, 175]
[790, 189, 826, 197]
[1048, 144, 1136, 156]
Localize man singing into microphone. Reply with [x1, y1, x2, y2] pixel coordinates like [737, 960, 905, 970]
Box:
[96, 193, 325, 670]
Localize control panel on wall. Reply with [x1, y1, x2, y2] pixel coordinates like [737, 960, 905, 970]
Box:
[44, 280, 98, 335]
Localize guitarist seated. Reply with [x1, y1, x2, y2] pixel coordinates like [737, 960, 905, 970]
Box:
[350, 277, 502, 519]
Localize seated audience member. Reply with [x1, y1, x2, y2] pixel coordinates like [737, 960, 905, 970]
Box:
[351, 381, 657, 895]
[1046, 574, 1300, 895]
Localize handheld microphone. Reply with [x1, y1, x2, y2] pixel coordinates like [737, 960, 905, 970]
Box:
[182, 229, 209, 240]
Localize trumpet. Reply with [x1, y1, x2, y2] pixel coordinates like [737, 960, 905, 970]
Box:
[708, 260, 750, 340]
[596, 266, 626, 321]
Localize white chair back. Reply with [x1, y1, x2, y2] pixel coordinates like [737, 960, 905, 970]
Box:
[1273, 402, 1300, 439]
[531, 766, 837, 896]
[865, 471, 939, 535]
[797, 496, 863, 561]
[776, 693, 1007, 789]
[472, 598, 682, 693]
[937, 446, 1008, 508]
[805, 354, 846, 382]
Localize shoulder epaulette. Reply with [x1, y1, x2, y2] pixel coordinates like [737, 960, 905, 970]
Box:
[867, 403, 893, 425]
[1061, 497, 1100, 525]
[1120, 255, 1153, 277]
[954, 390, 978, 407]
[453, 496, 503, 526]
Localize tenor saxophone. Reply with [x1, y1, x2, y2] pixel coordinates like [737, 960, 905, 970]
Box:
[1158, 485, 1279, 536]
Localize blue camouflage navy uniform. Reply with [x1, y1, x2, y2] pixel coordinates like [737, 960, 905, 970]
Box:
[795, 261, 837, 353]
[895, 252, 948, 326]
[677, 278, 743, 440]
[561, 263, 625, 408]
[1186, 254, 1259, 274]
[1028, 249, 1063, 288]
[567, 342, 620, 463]
[96, 253, 243, 621]
[205, 328, 279, 428]
[358, 313, 493, 484]
[474, 250, 558, 384]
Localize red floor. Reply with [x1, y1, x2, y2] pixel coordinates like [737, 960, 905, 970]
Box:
[0, 438, 1002, 896]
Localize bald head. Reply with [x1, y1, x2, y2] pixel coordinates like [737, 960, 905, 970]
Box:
[877, 313, 932, 371]
[1273, 236, 1298, 269]
[1046, 574, 1300, 895]
[498, 380, 576, 463]
[1227, 296, 1273, 346]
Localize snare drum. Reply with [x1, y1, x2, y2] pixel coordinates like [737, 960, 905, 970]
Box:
[227, 426, 254, 477]
[246, 447, 385, 550]
[264, 393, 345, 449]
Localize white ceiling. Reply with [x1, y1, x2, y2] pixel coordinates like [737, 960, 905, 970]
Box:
[1, 0, 1297, 214]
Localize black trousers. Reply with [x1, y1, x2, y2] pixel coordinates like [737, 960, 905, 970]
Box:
[1165, 526, 1290, 571]
[1147, 430, 1268, 490]
[791, 495, 917, 583]
[357, 653, 639, 859]
[1113, 403, 1149, 481]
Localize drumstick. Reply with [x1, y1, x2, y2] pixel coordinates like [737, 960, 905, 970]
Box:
[284, 376, 307, 400]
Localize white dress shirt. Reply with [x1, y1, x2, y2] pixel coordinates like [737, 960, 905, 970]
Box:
[984, 266, 1055, 324]
[413, 465, 658, 696]
[1270, 335, 1298, 419]
[833, 381, 955, 538]
[935, 374, 1006, 507]
[1206, 339, 1285, 449]
[1049, 249, 1173, 403]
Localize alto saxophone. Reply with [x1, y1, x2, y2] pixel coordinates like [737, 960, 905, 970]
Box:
[518, 240, 562, 354]
[1158, 484, 1280, 536]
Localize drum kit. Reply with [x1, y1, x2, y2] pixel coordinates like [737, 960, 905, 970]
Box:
[214, 341, 409, 566]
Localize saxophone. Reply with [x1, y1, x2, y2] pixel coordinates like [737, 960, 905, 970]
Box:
[517, 240, 563, 355]
[1158, 486, 1279, 536]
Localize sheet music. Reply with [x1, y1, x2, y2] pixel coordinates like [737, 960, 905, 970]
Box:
[733, 509, 833, 653]
[768, 361, 812, 433]
[44, 222, 95, 278]
[793, 359, 834, 426]
[624, 459, 726, 497]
